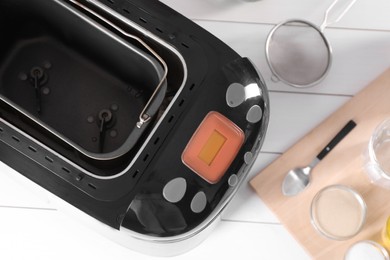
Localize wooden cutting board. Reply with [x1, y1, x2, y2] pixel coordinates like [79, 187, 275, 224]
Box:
[250, 68, 390, 259]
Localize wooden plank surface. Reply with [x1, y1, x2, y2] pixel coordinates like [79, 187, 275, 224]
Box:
[250, 68, 390, 259]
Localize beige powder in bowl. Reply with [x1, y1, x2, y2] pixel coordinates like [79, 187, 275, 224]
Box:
[310, 185, 367, 240]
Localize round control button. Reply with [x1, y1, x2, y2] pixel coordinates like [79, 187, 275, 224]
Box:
[226, 83, 245, 108]
[246, 105, 263, 123]
[191, 191, 207, 213]
[163, 177, 187, 203]
[228, 174, 238, 187]
[244, 152, 254, 165]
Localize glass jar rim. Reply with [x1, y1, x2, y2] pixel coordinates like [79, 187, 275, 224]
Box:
[310, 184, 367, 240]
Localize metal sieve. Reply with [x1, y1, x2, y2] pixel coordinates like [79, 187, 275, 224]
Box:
[265, 0, 357, 88]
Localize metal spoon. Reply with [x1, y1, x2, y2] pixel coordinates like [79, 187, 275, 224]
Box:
[282, 120, 356, 196]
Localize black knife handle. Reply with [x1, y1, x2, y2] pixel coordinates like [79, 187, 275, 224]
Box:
[316, 120, 357, 160]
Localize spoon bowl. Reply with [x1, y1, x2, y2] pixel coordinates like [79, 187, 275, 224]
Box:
[282, 165, 313, 196]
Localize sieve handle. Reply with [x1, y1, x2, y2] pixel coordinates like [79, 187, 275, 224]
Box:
[320, 0, 357, 31]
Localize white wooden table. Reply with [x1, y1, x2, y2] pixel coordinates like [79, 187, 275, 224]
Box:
[0, 0, 389, 259]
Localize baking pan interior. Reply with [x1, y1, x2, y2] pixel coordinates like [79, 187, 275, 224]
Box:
[0, 0, 173, 175]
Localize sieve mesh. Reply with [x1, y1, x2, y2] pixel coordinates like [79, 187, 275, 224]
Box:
[266, 21, 331, 87]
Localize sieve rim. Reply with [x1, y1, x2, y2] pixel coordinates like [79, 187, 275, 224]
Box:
[265, 19, 333, 88]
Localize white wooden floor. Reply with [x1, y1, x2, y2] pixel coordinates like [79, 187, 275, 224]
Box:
[0, 0, 389, 259]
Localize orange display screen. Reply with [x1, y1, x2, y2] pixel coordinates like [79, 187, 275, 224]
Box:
[182, 111, 244, 184]
[198, 130, 227, 165]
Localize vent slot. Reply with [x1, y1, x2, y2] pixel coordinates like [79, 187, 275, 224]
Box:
[11, 136, 20, 142]
[45, 156, 54, 163]
[61, 167, 70, 173]
[88, 183, 97, 190]
[139, 17, 147, 23]
[28, 146, 37, 152]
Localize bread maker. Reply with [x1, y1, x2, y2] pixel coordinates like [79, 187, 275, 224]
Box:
[0, 0, 269, 256]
